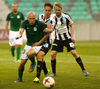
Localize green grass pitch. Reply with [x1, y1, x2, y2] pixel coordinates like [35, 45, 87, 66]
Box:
[0, 41, 100, 89]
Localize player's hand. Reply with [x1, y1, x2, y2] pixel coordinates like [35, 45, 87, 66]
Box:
[31, 42, 40, 47]
[44, 28, 53, 33]
[5, 32, 8, 38]
[41, 21, 45, 23]
[46, 23, 53, 29]
[71, 38, 75, 43]
[16, 36, 22, 39]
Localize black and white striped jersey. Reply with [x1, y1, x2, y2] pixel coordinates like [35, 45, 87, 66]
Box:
[51, 12, 73, 41]
[38, 14, 53, 44]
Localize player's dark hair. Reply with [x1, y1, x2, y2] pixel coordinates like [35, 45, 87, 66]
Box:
[44, 2, 53, 9]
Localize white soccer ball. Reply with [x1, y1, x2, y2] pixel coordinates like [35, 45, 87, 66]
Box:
[43, 77, 55, 89]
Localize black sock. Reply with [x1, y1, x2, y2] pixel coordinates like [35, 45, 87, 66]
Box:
[42, 61, 48, 75]
[76, 57, 85, 70]
[36, 61, 43, 79]
[51, 59, 56, 73]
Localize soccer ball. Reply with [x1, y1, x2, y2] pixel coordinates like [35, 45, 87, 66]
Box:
[43, 77, 55, 89]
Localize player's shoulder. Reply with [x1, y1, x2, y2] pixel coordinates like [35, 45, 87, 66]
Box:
[38, 14, 44, 20]
[22, 20, 28, 24]
[36, 20, 44, 24]
[62, 12, 72, 19]
[18, 12, 24, 15]
[50, 13, 56, 20]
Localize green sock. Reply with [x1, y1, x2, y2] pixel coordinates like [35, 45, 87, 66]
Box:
[18, 68, 24, 78]
[29, 55, 35, 64]
[16, 47, 21, 60]
[11, 47, 15, 57]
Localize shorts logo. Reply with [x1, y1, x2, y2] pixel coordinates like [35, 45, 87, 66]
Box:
[33, 27, 37, 31]
[53, 43, 57, 46]
[69, 42, 75, 48]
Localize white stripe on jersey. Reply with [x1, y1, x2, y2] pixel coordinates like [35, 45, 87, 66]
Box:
[60, 34, 66, 40]
[51, 12, 73, 41]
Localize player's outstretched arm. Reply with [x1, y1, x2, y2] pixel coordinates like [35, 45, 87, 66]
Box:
[32, 28, 53, 47]
[16, 28, 25, 39]
[45, 22, 53, 29]
[44, 28, 53, 33]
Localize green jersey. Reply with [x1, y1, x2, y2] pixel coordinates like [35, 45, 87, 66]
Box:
[6, 12, 24, 31]
[21, 20, 47, 46]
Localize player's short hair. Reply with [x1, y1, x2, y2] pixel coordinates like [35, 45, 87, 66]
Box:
[44, 2, 53, 9]
[54, 2, 62, 9]
[12, 3, 18, 7]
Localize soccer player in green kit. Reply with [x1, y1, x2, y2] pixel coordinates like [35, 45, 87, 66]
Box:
[5, 3, 24, 62]
[14, 11, 53, 82]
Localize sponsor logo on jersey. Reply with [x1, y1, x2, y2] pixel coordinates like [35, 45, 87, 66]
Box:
[17, 15, 20, 19]
[33, 27, 37, 31]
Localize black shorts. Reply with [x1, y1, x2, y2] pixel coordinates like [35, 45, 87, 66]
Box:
[40, 43, 51, 55]
[52, 39, 75, 52]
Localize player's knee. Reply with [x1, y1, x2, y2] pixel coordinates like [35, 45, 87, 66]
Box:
[27, 52, 32, 58]
[51, 52, 56, 59]
[71, 51, 78, 58]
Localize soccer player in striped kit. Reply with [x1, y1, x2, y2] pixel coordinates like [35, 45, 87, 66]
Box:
[48, 2, 89, 77]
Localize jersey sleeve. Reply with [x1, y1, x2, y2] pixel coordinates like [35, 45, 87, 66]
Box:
[38, 14, 44, 21]
[40, 21, 47, 31]
[6, 14, 10, 21]
[50, 15, 56, 31]
[21, 20, 27, 29]
[66, 15, 73, 25]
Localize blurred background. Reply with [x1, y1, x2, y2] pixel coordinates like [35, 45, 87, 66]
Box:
[0, 0, 100, 42]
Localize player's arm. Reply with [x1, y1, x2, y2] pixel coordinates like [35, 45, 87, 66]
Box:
[5, 21, 9, 38]
[16, 28, 25, 39]
[45, 22, 53, 29]
[69, 24, 75, 43]
[32, 28, 53, 47]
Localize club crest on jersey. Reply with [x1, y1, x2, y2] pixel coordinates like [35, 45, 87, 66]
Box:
[33, 27, 37, 31]
[17, 15, 20, 19]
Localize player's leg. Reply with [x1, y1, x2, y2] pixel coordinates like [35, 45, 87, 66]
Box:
[28, 55, 36, 73]
[40, 44, 51, 76]
[48, 50, 57, 77]
[27, 46, 42, 73]
[9, 31, 16, 60]
[42, 60, 50, 76]
[16, 34, 23, 62]
[66, 39, 89, 76]
[48, 40, 62, 77]
[14, 59, 28, 82]
[27, 48, 37, 58]
[70, 49, 89, 76]
[33, 51, 44, 83]
[11, 46, 15, 60]
[16, 45, 21, 62]
[15, 45, 31, 82]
